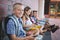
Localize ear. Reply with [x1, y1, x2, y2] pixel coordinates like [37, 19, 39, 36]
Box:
[13, 10, 15, 13]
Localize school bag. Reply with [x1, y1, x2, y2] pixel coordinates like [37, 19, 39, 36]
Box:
[2, 15, 19, 40]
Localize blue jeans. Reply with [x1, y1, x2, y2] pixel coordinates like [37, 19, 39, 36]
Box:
[35, 35, 43, 40]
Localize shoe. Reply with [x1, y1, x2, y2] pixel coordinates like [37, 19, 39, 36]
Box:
[51, 25, 59, 33]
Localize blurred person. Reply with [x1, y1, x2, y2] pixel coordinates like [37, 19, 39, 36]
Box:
[22, 6, 43, 40]
[30, 10, 47, 34]
[5, 3, 34, 40]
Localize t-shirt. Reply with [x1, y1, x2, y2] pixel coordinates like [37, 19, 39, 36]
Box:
[7, 15, 26, 37]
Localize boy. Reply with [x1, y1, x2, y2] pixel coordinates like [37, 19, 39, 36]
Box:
[6, 3, 34, 40]
[30, 10, 47, 33]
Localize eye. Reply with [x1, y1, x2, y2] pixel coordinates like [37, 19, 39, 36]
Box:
[22, 9, 24, 11]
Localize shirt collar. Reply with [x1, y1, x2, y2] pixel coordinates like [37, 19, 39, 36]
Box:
[13, 15, 19, 20]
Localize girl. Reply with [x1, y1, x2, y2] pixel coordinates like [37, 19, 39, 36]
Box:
[22, 6, 39, 36]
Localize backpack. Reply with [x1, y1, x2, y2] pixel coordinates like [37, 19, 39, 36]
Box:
[2, 15, 19, 40]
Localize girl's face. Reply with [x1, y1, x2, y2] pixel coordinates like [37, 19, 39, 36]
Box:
[26, 9, 31, 16]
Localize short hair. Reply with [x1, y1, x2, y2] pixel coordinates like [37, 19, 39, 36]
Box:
[13, 3, 22, 10]
[33, 10, 37, 13]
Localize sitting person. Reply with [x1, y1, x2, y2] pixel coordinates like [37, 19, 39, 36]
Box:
[30, 10, 45, 25]
[6, 3, 35, 40]
[30, 10, 47, 34]
[30, 11, 59, 33]
[22, 6, 43, 40]
[22, 6, 39, 36]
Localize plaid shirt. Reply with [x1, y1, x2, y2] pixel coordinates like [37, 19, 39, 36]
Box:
[7, 15, 26, 37]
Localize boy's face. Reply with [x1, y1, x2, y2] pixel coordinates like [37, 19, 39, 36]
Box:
[33, 12, 38, 17]
[13, 5, 24, 18]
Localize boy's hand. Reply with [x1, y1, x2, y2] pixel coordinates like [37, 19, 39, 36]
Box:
[26, 28, 39, 37]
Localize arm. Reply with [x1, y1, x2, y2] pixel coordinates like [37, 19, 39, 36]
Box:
[22, 16, 29, 28]
[7, 19, 34, 40]
[7, 19, 26, 40]
[8, 34, 35, 40]
[23, 24, 36, 28]
[22, 16, 36, 28]
[35, 13, 42, 20]
[8, 34, 25, 40]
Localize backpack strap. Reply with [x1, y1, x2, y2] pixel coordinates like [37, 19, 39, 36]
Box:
[2, 15, 20, 40]
[9, 16, 19, 37]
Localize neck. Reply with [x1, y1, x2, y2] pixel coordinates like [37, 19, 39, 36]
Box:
[14, 14, 21, 18]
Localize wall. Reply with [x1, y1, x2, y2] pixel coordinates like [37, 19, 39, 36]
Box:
[0, 0, 45, 19]
[0, 0, 38, 17]
[51, 0, 60, 1]
[22, 0, 38, 10]
[38, 0, 45, 18]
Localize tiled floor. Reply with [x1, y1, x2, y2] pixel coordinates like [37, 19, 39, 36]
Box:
[49, 18, 60, 40]
[42, 18, 60, 40]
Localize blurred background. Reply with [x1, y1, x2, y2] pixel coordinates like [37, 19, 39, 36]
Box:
[0, 0, 60, 40]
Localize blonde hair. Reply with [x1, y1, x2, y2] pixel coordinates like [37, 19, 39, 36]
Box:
[13, 3, 22, 10]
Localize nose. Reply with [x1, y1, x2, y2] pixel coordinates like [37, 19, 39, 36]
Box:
[20, 10, 23, 14]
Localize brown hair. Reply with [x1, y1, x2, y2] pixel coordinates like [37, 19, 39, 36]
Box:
[24, 6, 31, 15]
[29, 11, 33, 17]
[33, 10, 37, 13]
[22, 6, 31, 20]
